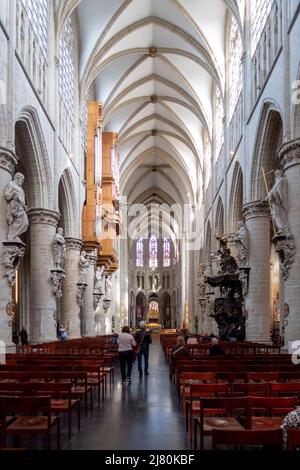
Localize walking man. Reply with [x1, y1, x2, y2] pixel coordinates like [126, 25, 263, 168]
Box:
[135, 321, 152, 378]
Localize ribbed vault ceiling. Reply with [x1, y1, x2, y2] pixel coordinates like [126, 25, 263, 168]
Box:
[57, 0, 244, 237]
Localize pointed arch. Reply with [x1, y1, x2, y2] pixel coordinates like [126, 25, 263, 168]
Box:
[15, 106, 53, 209]
[228, 162, 244, 232]
[215, 197, 225, 237]
[58, 167, 80, 238]
[250, 101, 283, 200]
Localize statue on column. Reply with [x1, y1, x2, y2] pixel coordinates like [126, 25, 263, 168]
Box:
[265, 170, 290, 235]
[78, 251, 90, 283]
[105, 274, 112, 299]
[53, 227, 66, 269]
[234, 220, 249, 266]
[95, 266, 105, 293]
[4, 172, 29, 241]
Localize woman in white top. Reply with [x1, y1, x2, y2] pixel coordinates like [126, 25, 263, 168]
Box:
[118, 326, 136, 384]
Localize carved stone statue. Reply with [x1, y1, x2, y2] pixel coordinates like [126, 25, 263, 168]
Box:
[105, 274, 112, 299]
[234, 220, 249, 266]
[78, 251, 89, 283]
[2, 243, 26, 285]
[95, 266, 105, 293]
[266, 170, 290, 235]
[4, 172, 29, 241]
[197, 263, 206, 298]
[53, 227, 66, 269]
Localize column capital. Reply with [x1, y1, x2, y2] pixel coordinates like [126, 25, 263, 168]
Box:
[0, 147, 18, 175]
[243, 200, 270, 220]
[279, 138, 300, 169]
[28, 208, 60, 227]
[65, 237, 83, 252]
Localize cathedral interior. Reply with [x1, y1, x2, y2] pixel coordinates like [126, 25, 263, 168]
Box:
[1, 0, 300, 453]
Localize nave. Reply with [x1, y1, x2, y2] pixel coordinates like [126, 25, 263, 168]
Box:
[65, 336, 188, 450]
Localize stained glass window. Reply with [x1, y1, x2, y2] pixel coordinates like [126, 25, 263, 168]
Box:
[136, 237, 143, 267]
[215, 87, 224, 160]
[163, 238, 171, 267]
[251, 0, 273, 55]
[229, 16, 243, 120]
[22, 0, 48, 58]
[149, 235, 158, 268]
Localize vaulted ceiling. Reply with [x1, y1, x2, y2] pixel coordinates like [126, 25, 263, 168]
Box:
[57, 0, 244, 237]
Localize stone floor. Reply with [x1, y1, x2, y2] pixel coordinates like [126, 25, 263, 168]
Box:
[64, 336, 190, 450]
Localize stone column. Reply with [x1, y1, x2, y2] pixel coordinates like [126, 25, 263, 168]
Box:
[243, 201, 272, 342]
[28, 209, 60, 343]
[60, 238, 83, 339]
[279, 139, 300, 343]
[81, 251, 97, 337]
[0, 148, 18, 350]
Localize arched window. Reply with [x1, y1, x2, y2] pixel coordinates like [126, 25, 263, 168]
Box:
[167, 275, 170, 289]
[163, 238, 171, 267]
[22, 0, 48, 58]
[162, 275, 165, 289]
[136, 237, 144, 267]
[58, 16, 75, 152]
[149, 235, 158, 268]
[215, 87, 224, 160]
[229, 16, 243, 120]
[251, 0, 273, 55]
[141, 275, 145, 290]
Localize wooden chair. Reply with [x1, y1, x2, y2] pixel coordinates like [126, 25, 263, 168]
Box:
[247, 372, 279, 383]
[212, 428, 283, 450]
[248, 396, 298, 431]
[269, 382, 300, 401]
[193, 397, 247, 450]
[28, 382, 80, 439]
[181, 372, 216, 413]
[287, 428, 300, 450]
[186, 382, 230, 441]
[0, 395, 60, 450]
[231, 382, 269, 397]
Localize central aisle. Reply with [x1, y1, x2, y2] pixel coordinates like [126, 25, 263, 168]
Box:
[67, 336, 189, 450]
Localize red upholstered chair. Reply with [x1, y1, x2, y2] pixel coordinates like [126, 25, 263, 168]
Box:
[212, 428, 283, 450]
[0, 395, 60, 450]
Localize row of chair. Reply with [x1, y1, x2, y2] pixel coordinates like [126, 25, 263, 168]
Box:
[191, 395, 300, 450]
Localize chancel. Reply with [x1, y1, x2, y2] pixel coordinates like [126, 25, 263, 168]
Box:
[0, 0, 300, 453]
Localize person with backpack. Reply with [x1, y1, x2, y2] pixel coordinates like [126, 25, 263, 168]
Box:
[135, 321, 152, 379]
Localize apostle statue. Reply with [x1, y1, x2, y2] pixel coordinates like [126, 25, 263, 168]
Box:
[234, 220, 249, 266]
[4, 172, 29, 241]
[53, 227, 66, 269]
[105, 274, 112, 299]
[78, 251, 89, 283]
[95, 266, 105, 293]
[265, 170, 290, 235]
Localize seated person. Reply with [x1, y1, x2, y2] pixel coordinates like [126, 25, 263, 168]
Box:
[170, 336, 190, 378]
[171, 335, 191, 356]
[208, 337, 225, 356]
[281, 406, 300, 449]
[186, 335, 198, 345]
